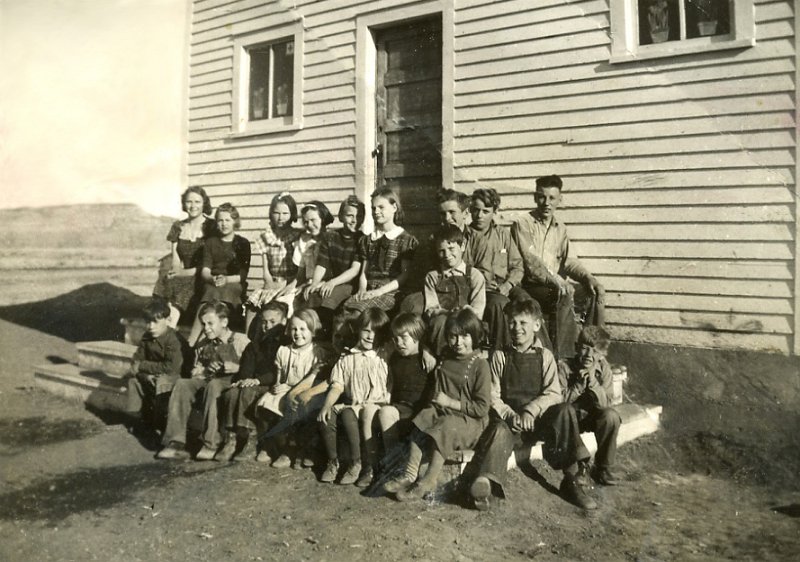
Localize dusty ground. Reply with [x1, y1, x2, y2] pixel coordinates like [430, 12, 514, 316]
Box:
[0, 282, 799, 561]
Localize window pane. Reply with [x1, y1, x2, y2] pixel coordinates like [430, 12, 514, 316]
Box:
[686, 0, 730, 39]
[638, 0, 681, 45]
[249, 48, 270, 121]
[272, 40, 294, 117]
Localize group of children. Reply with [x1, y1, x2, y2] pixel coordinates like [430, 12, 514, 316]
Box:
[128, 177, 619, 512]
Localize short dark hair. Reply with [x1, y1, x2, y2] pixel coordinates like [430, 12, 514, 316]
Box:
[433, 224, 465, 247]
[198, 300, 230, 321]
[338, 195, 366, 229]
[260, 300, 288, 319]
[437, 188, 469, 210]
[471, 188, 501, 210]
[390, 312, 426, 342]
[504, 298, 544, 322]
[354, 307, 391, 347]
[444, 308, 484, 349]
[578, 326, 611, 353]
[371, 187, 404, 225]
[536, 175, 563, 191]
[182, 186, 213, 216]
[270, 192, 299, 225]
[143, 296, 171, 322]
[301, 200, 334, 228]
[215, 202, 241, 230]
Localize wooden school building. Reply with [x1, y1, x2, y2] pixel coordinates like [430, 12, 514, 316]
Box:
[185, 0, 799, 355]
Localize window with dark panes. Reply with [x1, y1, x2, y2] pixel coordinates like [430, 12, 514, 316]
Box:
[248, 39, 294, 122]
[638, 0, 731, 46]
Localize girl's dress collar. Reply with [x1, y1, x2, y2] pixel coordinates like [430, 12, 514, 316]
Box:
[370, 225, 404, 241]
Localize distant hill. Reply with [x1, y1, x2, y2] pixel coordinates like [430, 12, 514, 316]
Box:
[0, 204, 177, 249]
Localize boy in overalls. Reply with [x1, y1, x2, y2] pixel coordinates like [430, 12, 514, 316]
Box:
[423, 225, 486, 354]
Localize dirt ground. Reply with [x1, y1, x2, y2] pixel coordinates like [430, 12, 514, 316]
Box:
[0, 282, 799, 561]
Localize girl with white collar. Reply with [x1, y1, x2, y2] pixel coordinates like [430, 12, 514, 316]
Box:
[343, 187, 418, 314]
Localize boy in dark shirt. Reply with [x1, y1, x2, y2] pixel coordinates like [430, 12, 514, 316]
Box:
[126, 297, 188, 431]
[216, 301, 289, 461]
[558, 326, 621, 485]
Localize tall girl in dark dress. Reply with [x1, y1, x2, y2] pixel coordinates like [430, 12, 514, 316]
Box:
[153, 186, 216, 326]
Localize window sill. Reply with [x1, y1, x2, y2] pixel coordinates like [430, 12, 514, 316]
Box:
[229, 118, 303, 139]
[609, 37, 755, 64]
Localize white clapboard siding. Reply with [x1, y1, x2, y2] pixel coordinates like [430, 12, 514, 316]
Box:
[188, 0, 798, 353]
[452, 0, 796, 353]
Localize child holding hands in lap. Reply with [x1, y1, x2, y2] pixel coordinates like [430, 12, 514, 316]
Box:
[246, 192, 303, 334]
[255, 308, 331, 468]
[386, 308, 491, 501]
[343, 188, 418, 314]
[317, 308, 392, 487]
[189, 203, 251, 344]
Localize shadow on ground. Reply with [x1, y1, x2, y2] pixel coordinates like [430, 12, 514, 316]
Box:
[0, 461, 234, 525]
[0, 282, 149, 342]
[0, 416, 105, 450]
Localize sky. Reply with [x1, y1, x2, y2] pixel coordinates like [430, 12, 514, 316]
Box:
[0, 0, 188, 217]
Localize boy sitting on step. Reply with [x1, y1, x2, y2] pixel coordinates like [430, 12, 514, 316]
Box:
[423, 225, 485, 355]
[468, 298, 597, 511]
[126, 297, 188, 432]
[558, 326, 621, 486]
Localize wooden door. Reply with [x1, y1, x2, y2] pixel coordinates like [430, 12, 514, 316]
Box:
[375, 17, 442, 232]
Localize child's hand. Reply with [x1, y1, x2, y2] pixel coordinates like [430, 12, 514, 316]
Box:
[433, 392, 457, 410]
[144, 374, 157, 388]
[207, 360, 224, 376]
[302, 283, 316, 301]
[513, 412, 536, 433]
[319, 281, 336, 298]
[420, 349, 436, 373]
[497, 281, 512, 297]
[296, 389, 313, 405]
[214, 275, 227, 287]
[317, 406, 331, 424]
[236, 378, 260, 388]
[130, 361, 141, 375]
[191, 364, 206, 379]
[271, 383, 290, 395]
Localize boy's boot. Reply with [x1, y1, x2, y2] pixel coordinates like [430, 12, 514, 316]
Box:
[470, 476, 492, 511]
[560, 473, 597, 510]
[591, 465, 618, 486]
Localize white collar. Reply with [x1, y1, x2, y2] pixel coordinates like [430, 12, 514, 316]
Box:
[442, 261, 468, 277]
[370, 225, 404, 241]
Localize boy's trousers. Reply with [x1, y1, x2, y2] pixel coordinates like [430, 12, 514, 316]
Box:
[162, 376, 232, 448]
[471, 403, 589, 497]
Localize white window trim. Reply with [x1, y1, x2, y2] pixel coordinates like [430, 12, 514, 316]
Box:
[609, 0, 755, 64]
[231, 19, 304, 137]
[354, 0, 455, 233]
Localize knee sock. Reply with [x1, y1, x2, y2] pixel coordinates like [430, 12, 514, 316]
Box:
[417, 449, 444, 489]
[340, 409, 361, 464]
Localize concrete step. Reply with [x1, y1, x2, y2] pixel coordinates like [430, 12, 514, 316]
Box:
[34, 362, 128, 412]
[76, 340, 137, 378]
[447, 402, 663, 471]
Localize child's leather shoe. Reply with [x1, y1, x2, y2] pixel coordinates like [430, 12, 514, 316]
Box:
[195, 446, 217, 461]
[383, 475, 415, 494]
[338, 461, 361, 485]
[215, 439, 237, 462]
[355, 466, 373, 488]
[470, 476, 491, 511]
[156, 443, 188, 460]
[255, 449, 272, 464]
[271, 454, 292, 469]
[560, 474, 598, 510]
[590, 466, 618, 486]
[320, 459, 339, 483]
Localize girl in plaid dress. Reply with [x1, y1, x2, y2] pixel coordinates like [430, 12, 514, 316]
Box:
[343, 188, 418, 315]
[245, 192, 303, 335]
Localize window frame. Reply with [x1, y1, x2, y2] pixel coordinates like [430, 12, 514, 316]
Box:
[609, 0, 755, 64]
[231, 21, 304, 137]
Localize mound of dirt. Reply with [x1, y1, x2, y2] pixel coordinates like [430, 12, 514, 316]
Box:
[610, 341, 800, 489]
[0, 282, 150, 342]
